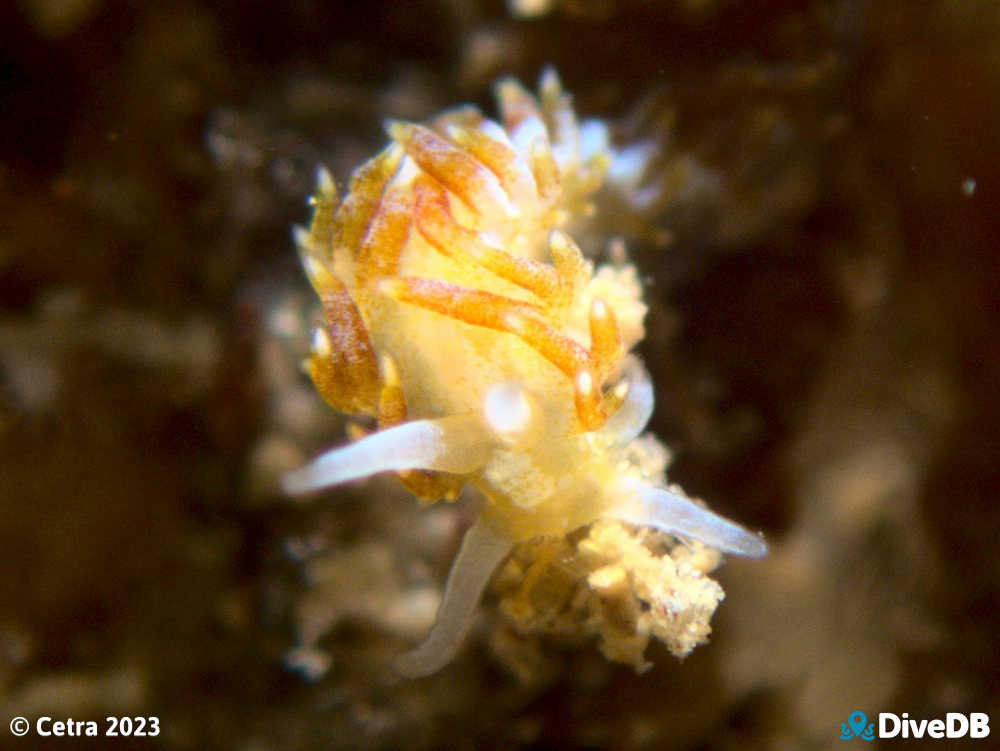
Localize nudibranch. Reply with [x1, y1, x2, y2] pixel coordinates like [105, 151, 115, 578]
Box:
[283, 69, 766, 677]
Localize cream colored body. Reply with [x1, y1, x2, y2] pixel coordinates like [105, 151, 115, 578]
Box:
[284, 70, 765, 677]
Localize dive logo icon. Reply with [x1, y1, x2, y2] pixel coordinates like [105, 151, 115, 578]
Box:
[841, 711, 876, 741]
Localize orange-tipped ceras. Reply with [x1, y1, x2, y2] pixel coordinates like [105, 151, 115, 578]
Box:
[283, 69, 766, 677]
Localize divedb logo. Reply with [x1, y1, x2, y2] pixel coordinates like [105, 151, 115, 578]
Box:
[841, 712, 876, 741]
[840, 710, 990, 741]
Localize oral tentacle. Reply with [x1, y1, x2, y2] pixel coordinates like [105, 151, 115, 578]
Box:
[612, 480, 768, 557]
[395, 517, 514, 678]
[282, 414, 493, 495]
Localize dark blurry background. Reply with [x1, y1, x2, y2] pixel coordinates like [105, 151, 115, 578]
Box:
[2, 1, 999, 749]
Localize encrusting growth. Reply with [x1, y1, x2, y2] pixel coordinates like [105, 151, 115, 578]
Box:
[283, 69, 766, 677]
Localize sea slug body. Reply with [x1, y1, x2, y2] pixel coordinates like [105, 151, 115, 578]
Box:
[284, 69, 766, 677]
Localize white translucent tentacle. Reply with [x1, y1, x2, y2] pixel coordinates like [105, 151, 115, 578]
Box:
[595, 355, 654, 447]
[282, 414, 492, 495]
[395, 517, 513, 678]
[612, 480, 767, 557]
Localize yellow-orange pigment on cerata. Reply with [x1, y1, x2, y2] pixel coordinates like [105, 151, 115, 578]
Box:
[284, 69, 766, 677]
